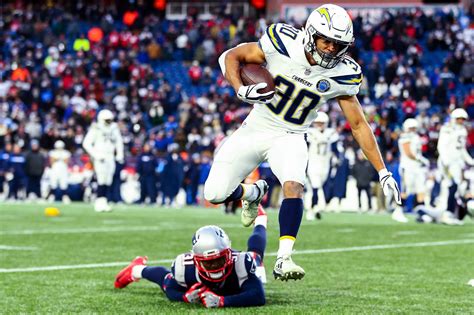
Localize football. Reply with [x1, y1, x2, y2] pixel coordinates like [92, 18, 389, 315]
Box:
[240, 64, 275, 94]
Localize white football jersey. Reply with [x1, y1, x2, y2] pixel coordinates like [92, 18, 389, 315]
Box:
[83, 122, 124, 161]
[398, 132, 422, 169]
[49, 149, 71, 167]
[244, 23, 362, 133]
[307, 127, 338, 164]
[437, 123, 468, 164]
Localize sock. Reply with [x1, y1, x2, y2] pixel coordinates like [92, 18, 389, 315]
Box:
[311, 188, 318, 207]
[447, 183, 457, 213]
[247, 225, 267, 260]
[97, 185, 107, 198]
[223, 185, 243, 203]
[277, 198, 303, 257]
[241, 183, 259, 201]
[132, 265, 146, 279]
[254, 213, 267, 228]
[141, 266, 170, 288]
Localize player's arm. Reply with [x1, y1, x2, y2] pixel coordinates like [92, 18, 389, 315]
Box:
[401, 141, 417, 160]
[337, 95, 385, 172]
[82, 128, 96, 159]
[222, 275, 265, 307]
[218, 43, 266, 92]
[338, 95, 401, 204]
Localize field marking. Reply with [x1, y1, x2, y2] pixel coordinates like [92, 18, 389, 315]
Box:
[0, 223, 243, 236]
[393, 230, 419, 236]
[0, 245, 38, 251]
[0, 239, 472, 274]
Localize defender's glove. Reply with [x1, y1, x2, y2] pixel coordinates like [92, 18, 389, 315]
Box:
[379, 168, 402, 205]
[183, 283, 207, 304]
[199, 290, 224, 308]
[237, 83, 274, 105]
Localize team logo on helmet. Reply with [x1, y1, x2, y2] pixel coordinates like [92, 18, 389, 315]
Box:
[316, 79, 331, 92]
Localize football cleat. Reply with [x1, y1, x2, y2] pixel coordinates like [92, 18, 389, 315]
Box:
[391, 208, 409, 223]
[439, 211, 464, 226]
[114, 256, 148, 289]
[273, 255, 305, 281]
[241, 180, 269, 227]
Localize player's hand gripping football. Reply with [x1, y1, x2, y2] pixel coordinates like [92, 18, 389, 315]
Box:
[183, 283, 207, 304]
[379, 169, 402, 205]
[237, 83, 274, 105]
[199, 290, 224, 308]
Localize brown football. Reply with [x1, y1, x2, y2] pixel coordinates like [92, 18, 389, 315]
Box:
[240, 64, 275, 94]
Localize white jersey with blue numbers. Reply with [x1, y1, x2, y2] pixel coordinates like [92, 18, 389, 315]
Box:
[398, 132, 423, 170]
[245, 23, 362, 134]
[307, 127, 338, 165]
[437, 123, 469, 165]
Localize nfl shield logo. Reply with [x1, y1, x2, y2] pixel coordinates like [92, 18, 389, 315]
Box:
[316, 79, 330, 92]
[304, 68, 311, 75]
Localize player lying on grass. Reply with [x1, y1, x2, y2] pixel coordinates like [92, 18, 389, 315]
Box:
[114, 207, 267, 308]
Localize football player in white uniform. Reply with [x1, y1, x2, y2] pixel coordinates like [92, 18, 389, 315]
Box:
[83, 109, 124, 212]
[48, 140, 71, 203]
[437, 108, 473, 225]
[394, 119, 429, 223]
[305, 111, 338, 220]
[205, 4, 401, 281]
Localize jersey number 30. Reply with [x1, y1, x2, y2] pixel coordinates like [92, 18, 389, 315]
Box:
[267, 75, 321, 125]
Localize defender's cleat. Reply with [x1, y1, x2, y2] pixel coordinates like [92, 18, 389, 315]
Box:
[114, 256, 148, 288]
[273, 255, 305, 281]
[241, 180, 269, 227]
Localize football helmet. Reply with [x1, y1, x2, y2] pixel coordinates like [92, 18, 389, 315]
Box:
[97, 109, 114, 126]
[54, 140, 65, 149]
[192, 225, 233, 282]
[314, 111, 329, 130]
[403, 118, 419, 132]
[303, 4, 354, 69]
[451, 108, 468, 120]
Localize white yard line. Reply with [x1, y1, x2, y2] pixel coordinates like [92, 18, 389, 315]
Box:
[0, 239, 472, 274]
[393, 230, 420, 236]
[0, 245, 38, 251]
[0, 223, 243, 236]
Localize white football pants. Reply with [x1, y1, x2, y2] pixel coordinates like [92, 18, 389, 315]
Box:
[94, 158, 116, 186]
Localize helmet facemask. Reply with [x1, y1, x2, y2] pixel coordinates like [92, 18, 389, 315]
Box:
[304, 25, 352, 69]
[193, 248, 233, 282]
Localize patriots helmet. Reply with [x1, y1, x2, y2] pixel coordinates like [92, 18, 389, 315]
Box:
[303, 4, 354, 69]
[192, 225, 233, 282]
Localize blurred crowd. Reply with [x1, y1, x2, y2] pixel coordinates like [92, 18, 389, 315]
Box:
[0, 2, 473, 206]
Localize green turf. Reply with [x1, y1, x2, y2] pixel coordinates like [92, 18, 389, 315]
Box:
[0, 203, 473, 314]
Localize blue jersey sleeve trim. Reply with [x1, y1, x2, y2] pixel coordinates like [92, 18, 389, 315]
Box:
[266, 24, 290, 57]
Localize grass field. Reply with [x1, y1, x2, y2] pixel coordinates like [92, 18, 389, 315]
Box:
[1, 203, 473, 314]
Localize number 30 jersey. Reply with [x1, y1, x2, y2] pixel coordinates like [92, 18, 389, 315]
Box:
[245, 23, 362, 133]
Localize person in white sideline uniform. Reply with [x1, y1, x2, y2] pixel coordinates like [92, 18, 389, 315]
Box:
[394, 118, 430, 223]
[48, 140, 71, 203]
[305, 112, 338, 220]
[83, 109, 124, 212]
[205, 4, 401, 281]
[436, 108, 473, 225]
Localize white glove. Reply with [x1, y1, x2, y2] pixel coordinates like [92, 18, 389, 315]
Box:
[417, 156, 430, 167]
[183, 283, 206, 304]
[379, 168, 401, 205]
[199, 290, 224, 308]
[116, 156, 124, 164]
[237, 83, 274, 104]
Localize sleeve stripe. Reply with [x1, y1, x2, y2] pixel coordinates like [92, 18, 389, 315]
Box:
[330, 73, 363, 85]
[266, 24, 289, 57]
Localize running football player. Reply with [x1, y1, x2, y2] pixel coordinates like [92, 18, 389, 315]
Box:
[204, 4, 401, 281]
